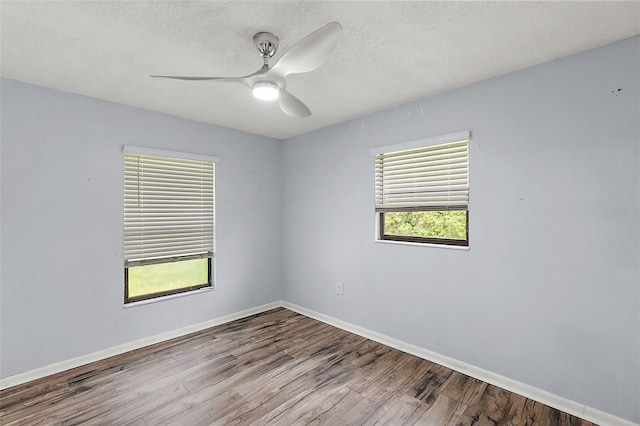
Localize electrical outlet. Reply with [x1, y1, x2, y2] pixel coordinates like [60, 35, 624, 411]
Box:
[336, 282, 343, 295]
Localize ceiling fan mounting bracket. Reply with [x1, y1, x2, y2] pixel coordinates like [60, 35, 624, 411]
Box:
[253, 32, 279, 60]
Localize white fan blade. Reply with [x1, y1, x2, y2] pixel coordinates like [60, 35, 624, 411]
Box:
[271, 22, 342, 77]
[150, 75, 243, 82]
[279, 89, 311, 117]
[151, 66, 268, 85]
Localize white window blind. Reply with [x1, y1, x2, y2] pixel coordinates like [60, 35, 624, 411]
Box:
[374, 134, 469, 212]
[124, 150, 215, 267]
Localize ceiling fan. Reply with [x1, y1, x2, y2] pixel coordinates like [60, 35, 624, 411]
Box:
[151, 22, 343, 118]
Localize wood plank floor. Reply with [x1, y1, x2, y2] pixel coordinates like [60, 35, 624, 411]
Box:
[0, 308, 596, 425]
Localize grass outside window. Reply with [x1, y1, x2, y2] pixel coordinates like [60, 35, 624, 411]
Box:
[125, 257, 211, 303]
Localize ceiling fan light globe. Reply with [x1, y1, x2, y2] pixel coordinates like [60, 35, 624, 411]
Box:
[253, 82, 280, 101]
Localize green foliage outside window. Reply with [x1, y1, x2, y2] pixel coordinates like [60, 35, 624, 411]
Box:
[384, 211, 467, 240]
[127, 258, 209, 298]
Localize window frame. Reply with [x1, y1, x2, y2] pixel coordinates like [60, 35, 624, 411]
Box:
[124, 258, 213, 304]
[123, 146, 217, 304]
[371, 131, 470, 248]
[378, 209, 469, 247]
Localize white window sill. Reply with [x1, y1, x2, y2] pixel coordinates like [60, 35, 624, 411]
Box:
[123, 287, 215, 309]
[375, 239, 470, 251]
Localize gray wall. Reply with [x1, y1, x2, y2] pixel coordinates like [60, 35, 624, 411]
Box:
[281, 36, 639, 422]
[0, 79, 283, 377]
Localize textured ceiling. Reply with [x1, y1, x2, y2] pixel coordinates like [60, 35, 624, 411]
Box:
[1, 1, 639, 139]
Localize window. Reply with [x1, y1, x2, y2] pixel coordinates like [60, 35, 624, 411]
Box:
[372, 131, 469, 246]
[123, 146, 217, 303]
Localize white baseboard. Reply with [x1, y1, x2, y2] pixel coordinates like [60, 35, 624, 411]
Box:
[0, 301, 281, 391]
[281, 301, 639, 426]
[2, 300, 637, 426]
